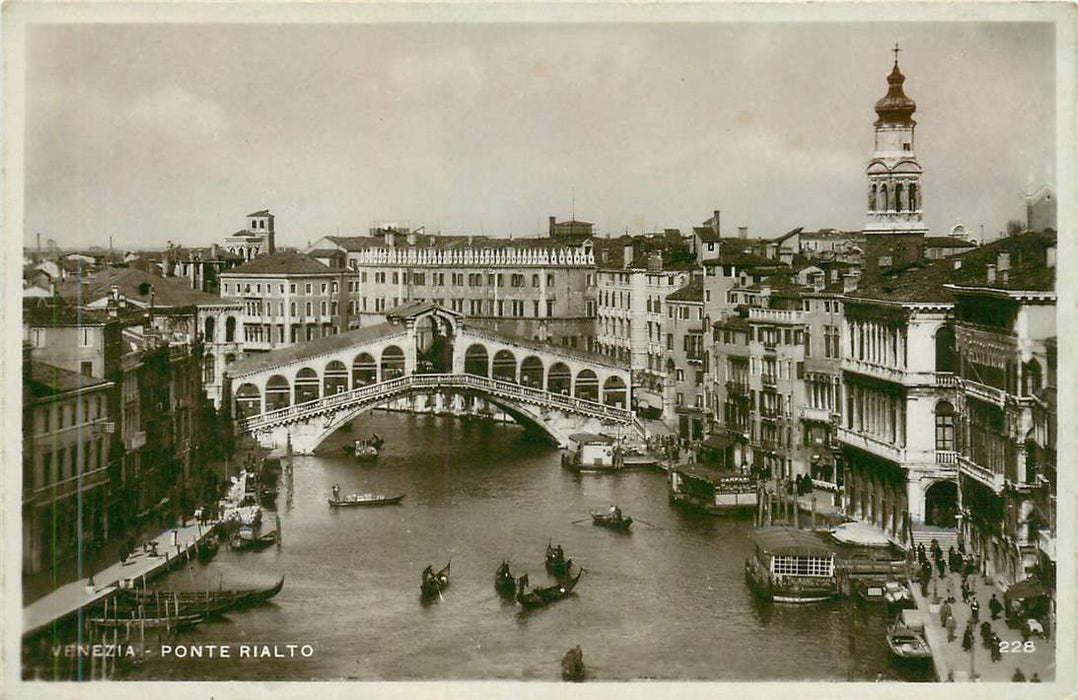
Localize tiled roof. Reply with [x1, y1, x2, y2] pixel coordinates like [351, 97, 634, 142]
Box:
[667, 279, 703, 302]
[248, 210, 272, 217]
[226, 323, 410, 378]
[225, 251, 333, 276]
[26, 361, 109, 399]
[56, 267, 218, 307]
[693, 226, 721, 243]
[24, 298, 112, 326]
[856, 231, 1056, 303]
[923, 237, 976, 248]
[701, 251, 780, 268]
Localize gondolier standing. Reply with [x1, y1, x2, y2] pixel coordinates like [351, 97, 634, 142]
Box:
[332, 484, 341, 501]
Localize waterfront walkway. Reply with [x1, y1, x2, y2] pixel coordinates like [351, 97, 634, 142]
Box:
[910, 569, 1054, 682]
[23, 518, 216, 635]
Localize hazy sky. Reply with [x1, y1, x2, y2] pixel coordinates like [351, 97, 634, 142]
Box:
[25, 21, 1055, 250]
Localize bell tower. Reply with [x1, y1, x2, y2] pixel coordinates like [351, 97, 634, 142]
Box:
[863, 45, 928, 275]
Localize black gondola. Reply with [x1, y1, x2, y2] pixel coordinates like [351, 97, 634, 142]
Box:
[230, 527, 278, 551]
[545, 542, 573, 578]
[421, 561, 451, 599]
[494, 561, 516, 596]
[517, 568, 584, 610]
[197, 534, 220, 564]
[117, 576, 285, 609]
[590, 510, 632, 531]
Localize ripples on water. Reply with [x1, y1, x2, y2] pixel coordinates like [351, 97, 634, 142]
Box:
[129, 412, 930, 682]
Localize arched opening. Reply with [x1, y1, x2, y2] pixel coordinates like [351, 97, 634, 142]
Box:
[294, 367, 320, 404]
[352, 353, 377, 387]
[908, 183, 917, 211]
[519, 356, 544, 388]
[868, 184, 877, 212]
[934, 401, 955, 451]
[464, 344, 489, 377]
[491, 350, 517, 383]
[380, 345, 405, 381]
[575, 369, 599, 402]
[235, 383, 261, 419]
[203, 354, 215, 383]
[204, 317, 215, 343]
[602, 375, 627, 408]
[1023, 359, 1042, 396]
[547, 362, 570, 395]
[266, 375, 291, 411]
[924, 480, 958, 527]
[934, 325, 956, 373]
[224, 353, 236, 365]
[323, 360, 349, 395]
[879, 184, 888, 212]
[894, 183, 905, 212]
[415, 314, 454, 373]
[225, 317, 236, 343]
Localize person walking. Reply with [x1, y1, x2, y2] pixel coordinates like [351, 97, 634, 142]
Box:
[989, 593, 1003, 620]
[946, 614, 958, 643]
[962, 624, 974, 652]
[970, 598, 980, 622]
[990, 634, 1002, 663]
[939, 600, 952, 626]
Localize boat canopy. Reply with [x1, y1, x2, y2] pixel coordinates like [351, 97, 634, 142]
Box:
[568, 432, 615, 445]
[751, 526, 834, 557]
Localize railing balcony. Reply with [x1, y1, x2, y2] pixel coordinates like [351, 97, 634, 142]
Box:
[957, 454, 1005, 492]
[963, 379, 1007, 407]
[800, 406, 831, 423]
[835, 425, 906, 464]
[725, 380, 749, 395]
[761, 374, 777, 386]
[935, 372, 959, 388]
[935, 450, 958, 465]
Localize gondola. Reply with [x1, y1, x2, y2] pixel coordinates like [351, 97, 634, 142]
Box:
[117, 576, 286, 609]
[90, 612, 207, 630]
[516, 568, 584, 610]
[886, 615, 932, 661]
[342, 440, 379, 461]
[328, 493, 406, 507]
[229, 526, 278, 551]
[494, 561, 516, 596]
[110, 592, 241, 618]
[421, 561, 451, 599]
[545, 543, 573, 578]
[590, 510, 633, 531]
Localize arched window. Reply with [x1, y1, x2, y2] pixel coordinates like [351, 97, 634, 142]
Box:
[204, 317, 215, 343]
[879, 184, 888, 212]
[869, 184, 877, 212]
[203, 354, 215, 383]
[894, 183, 904, 212]
[907, 183, 917, 211]
[225, 317, 236, 343]
[935, 401, 955, 451]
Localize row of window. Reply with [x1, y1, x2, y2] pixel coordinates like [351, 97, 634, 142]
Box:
[28, 437, 107, 490]
[35, 394, 107, 435]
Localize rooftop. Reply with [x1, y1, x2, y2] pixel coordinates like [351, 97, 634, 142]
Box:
[227, 323, 410, 377]
[26, 361, 110, 399]
[667, 278, 704, 303]
[856, 231, 1056, 303]
[923, 236, 977, 248]
[225, 251, 333, 276]
[56, 267, 218, 307]
[248, 209, 272, 217]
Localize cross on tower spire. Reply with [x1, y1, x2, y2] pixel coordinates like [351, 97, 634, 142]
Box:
[892, 42, 901, 65]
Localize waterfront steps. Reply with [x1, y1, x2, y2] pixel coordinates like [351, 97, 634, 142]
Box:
[911, 527, 959, 552]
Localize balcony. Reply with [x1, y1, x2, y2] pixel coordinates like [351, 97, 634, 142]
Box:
[935, 450, 958, 465]
[835, 425, 906, 465]
[958, 454, 1005, 492]
[125, 430, 147, 451]
[964, 379, 1007, 407]
[748, 308, 804, 325]
[800, 406, 832, 423]
[761, 374, 777, 387]
[725, 380, 749, 396]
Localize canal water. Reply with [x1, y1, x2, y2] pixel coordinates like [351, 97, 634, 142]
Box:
[128, 412, 931, 682]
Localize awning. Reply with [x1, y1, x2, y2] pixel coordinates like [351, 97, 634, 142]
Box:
[751, 526, 834, 557]
[1004, 578, 1048, 603]
[701, 434, 731, 450]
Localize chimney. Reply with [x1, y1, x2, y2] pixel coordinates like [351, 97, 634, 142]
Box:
[386, 231, 396, 248]
[36, 232, 41, 254]
[711, 210, 721, 237]
[549, 216, 557, 237]
[1047, 245, 1056, 268]
[738, 226, 748, 240]
[623, 242, 635, 268]
[986, 263, 997, 285]
[648, 251, 663, 272]
[997, 252, 1011, 272]
[952, 259, 962, 270]
[407, 229, 417, 246]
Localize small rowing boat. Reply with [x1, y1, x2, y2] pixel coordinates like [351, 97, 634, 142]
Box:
[590, 510, 632, 531]
[517, 568, 583, 610]
[328, 493, 405, 507]
[421, 561, 451, 599]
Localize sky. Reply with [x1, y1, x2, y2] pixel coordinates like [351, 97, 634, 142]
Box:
[24, 21, 1056, 251]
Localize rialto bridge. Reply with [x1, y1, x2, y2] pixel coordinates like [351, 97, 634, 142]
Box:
[223, 302, 637, 453]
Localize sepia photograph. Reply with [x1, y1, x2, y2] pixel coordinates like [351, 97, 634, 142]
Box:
[3, 2, 1073, 696]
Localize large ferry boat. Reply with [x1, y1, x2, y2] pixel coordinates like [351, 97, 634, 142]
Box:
[669, 468, 758, 514]
[744, 526, 838, 603]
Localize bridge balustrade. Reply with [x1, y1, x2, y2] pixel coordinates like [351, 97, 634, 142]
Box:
[238, 373, 632, 434]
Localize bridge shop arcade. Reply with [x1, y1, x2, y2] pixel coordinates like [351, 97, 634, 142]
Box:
[221, 304, 636, 453]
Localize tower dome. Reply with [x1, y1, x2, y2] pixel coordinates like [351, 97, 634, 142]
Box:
[874, 57, 916, 126]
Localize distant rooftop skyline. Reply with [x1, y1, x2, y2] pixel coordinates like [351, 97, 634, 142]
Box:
[24, 20, 1055, 251]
